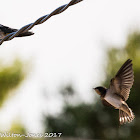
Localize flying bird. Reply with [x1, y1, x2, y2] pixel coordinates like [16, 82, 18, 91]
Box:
[0, 24, 34, 40]
[94, 59, 135, 125]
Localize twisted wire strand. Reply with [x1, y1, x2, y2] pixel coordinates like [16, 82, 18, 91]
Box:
[0, 0, 83, 45]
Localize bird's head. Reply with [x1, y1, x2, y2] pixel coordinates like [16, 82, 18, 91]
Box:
[93, 86, 107, 96]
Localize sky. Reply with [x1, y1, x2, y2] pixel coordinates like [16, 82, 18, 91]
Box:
[0, 0, 140, 133]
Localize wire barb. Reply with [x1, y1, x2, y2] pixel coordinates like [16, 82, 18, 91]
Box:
[0, 0, 83, 45]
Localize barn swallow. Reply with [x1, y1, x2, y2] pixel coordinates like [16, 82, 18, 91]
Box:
[94, 59, 135, 125]
[0, 24, 34, 40]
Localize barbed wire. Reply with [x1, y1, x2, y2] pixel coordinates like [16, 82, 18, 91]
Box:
[0, 0, 83, 45]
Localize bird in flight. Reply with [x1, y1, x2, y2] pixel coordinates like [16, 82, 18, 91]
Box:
[0, 24, 34, 40]
[94, 59, 135, 125]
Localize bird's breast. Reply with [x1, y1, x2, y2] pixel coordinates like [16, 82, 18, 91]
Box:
[104, 91, 122, 109]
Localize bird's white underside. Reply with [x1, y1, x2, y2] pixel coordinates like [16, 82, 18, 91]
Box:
[104, 91, 122, 109]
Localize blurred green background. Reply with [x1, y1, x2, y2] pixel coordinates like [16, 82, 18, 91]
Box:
[0, 31, 140, 140]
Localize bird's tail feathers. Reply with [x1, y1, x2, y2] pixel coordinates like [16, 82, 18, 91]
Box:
[119, 109, 135, 125]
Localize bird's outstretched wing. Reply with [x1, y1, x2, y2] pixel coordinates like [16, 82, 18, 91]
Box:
[109, 59, 134, 101]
